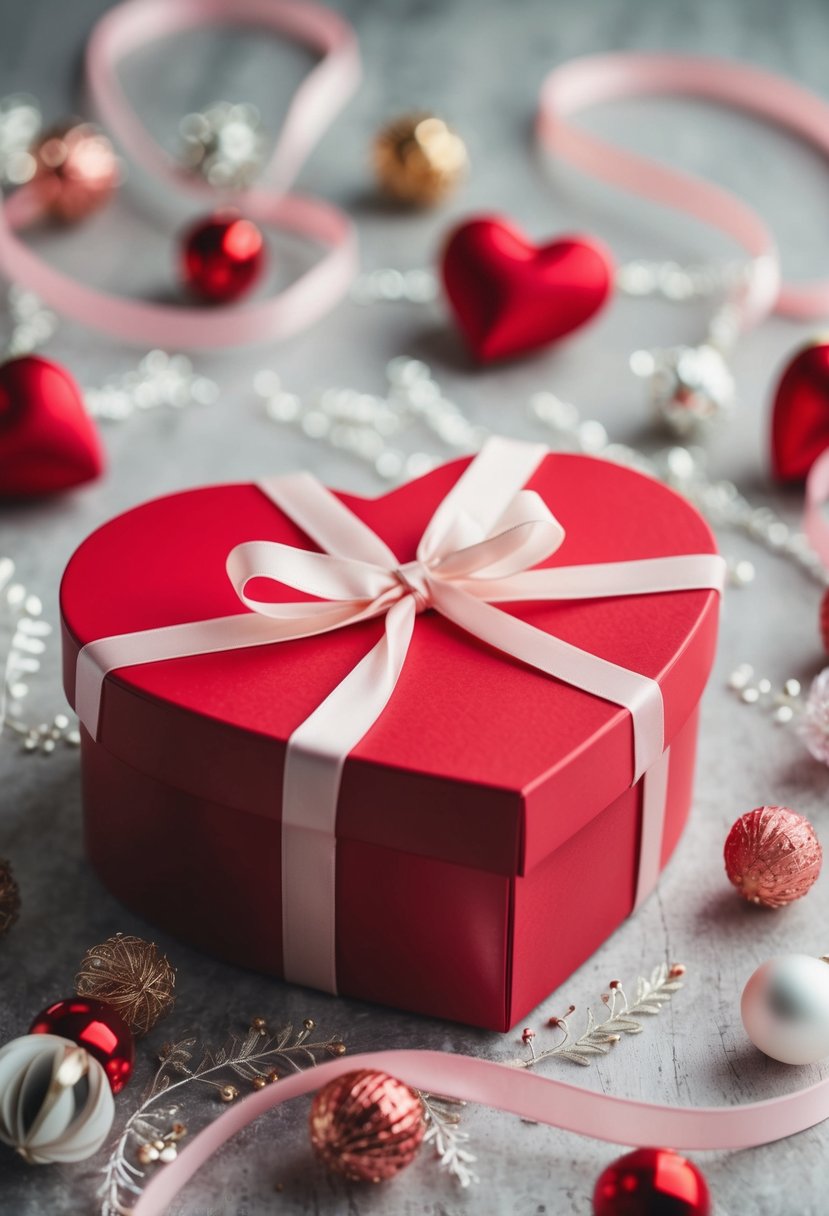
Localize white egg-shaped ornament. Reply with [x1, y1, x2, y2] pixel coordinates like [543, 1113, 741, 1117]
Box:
[0, 1033, 115, 1164]
[741, 954, 829, 1066]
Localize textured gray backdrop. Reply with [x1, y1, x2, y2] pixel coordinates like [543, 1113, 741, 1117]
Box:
[2, 0, 829, 1212]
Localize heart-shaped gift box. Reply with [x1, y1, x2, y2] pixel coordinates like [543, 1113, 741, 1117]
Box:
[61, 449, 719, 1031]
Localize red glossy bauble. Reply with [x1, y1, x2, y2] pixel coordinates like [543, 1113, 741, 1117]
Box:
[180, 212, 266, 303]
[593, 1148, 711, 1216]
[29, 996, 134, 1093]
[440, 215, 614, 363]
[0, 355, 104, 498]
[771, 339, 829, 482]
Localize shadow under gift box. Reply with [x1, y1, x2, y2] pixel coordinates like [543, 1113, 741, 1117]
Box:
[60, 453, 719, 1032]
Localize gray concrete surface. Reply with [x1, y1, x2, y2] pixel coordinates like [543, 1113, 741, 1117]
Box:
[2, 0, 829, 1211]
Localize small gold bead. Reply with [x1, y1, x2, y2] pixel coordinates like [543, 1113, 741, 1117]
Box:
[137, 1143, 158, 1166]
[252, 1076, 267, 1090]
[219, 1084, 238, 1103]
[171, 1122, 187, 1138]
[327, 1041, 347, 1056]
[303, 1017, 315, 1031]
[251, 1016, 267, 1033]
[267, 1069, 280, 1083]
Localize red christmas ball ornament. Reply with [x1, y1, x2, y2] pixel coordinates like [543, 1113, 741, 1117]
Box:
[593, 1147, 711, 1216]
[771, 338, 829, 482]
[441, 215, 614, 363]
[0, 355, 104, 497]
[309, 1069, 425, 1182]
[180, 212, 266, 303]
[30, 122, 118, 224]
[724, 805, 822, 908]
[29, 996, 134, 1094]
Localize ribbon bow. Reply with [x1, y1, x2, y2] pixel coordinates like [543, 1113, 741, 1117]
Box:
[75, 437, 725, 994]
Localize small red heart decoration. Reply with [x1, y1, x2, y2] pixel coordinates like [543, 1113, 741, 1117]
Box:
[440, 215, 614, 363]
[771, 340, 829, 483]
[0, 355, 104, 497]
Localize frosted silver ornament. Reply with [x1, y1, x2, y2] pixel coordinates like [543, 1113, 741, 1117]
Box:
[741, 955, 829, 1066]
[0, 1033, 115, 1163]
[631, 342, 736, 436]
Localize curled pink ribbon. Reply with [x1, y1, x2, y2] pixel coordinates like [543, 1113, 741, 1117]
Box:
[131, 1048, 829, 1214]
[0, 0, 361, 347]
[73, 436, 725, 995]
[538, 52, 829, 328]
[805, 447, 829, 565]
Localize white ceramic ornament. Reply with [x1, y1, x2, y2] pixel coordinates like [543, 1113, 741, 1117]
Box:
[741, 954, 829, 1066]
[0, 1033, 114, 1163]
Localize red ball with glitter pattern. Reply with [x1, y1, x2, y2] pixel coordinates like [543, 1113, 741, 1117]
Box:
[29, 996, 134, 1093]
[593, 1148, 711, 1216]
[724, 805, 822, 909]
[180, 212, 266, 303]
[309, 1069, 424, 1182]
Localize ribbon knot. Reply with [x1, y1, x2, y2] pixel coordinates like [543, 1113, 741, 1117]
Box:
[393, 560, 433, 610]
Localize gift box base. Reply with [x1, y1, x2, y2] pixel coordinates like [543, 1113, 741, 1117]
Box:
[80, 706, 699, 1033]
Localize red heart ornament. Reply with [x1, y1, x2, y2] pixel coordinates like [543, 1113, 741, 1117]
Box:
[771, 340, 829, 482]
[440, 215, 614, 363]
[0, 355, 104, 497]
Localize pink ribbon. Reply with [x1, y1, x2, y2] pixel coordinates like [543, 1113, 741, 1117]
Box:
[805, 447, 829, 565]
[73, 437, 725, 995]
[0, 0, 361, 348]
[132, 1048, 829, 1215]
[537, 52, 829, 327]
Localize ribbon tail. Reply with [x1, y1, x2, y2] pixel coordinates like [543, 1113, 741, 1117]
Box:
[281, 596, 417, 993]
[131, 1047, 829, 1216]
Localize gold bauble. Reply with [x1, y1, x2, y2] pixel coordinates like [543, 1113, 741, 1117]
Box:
[0, 857, 20, 937]
[74, 932, 176, 1037]
[373, 113, 468, 206]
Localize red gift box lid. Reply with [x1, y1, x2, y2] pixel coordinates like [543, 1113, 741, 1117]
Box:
[61, 452, 719, 879]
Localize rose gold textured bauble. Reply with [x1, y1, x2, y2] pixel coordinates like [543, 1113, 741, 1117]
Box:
[0, 856, 20, 936]
[373, 113, 468, 206]
[309, 1069, 425, 1182]
[74, 933, 175, 1036]
[31, 122, 118, 223]
[724, 806, 822, 908]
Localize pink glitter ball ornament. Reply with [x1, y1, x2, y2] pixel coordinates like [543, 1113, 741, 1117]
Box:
[724, 806, 822, 908]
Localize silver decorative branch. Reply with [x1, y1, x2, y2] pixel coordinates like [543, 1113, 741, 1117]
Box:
[100, 1021, 346, 1216]
[509, 962, 686, 1069]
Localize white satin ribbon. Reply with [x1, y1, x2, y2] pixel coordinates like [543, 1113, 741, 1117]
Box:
[73, 437, 725, 993]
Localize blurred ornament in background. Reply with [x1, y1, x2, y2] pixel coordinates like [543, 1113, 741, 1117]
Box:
[179, 101, 267, 190]
[0, 1034, 115, 1164]
[30, 122, 118, 224]
[0, 354, 104, 497]
[723, 806, 822, 908]
[180, 212, 266, 303]
[742, 954, 829, 1065]
[0, 856, 20, 936]
[593, 1147, 710, 1215]
[630, 342, 736, 437]
[29, 996, 134, 1094]
[373, 113, 468, 206]
[310, 1068, 425, 1182]
[770, 338, 829, 483]
[75, 932, 176, 1037]
[0, 94, 42, 187]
